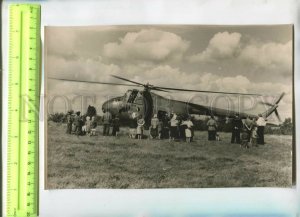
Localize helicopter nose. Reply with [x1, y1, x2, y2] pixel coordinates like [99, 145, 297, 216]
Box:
[102, 100, 112, 112]
[102, 98, 123, 113]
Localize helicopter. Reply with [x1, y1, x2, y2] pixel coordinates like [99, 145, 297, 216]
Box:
[49, 75, 285, 126]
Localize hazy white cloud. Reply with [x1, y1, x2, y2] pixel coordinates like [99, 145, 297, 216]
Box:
[46, 27, 78, 59]
[103, 29, 190, 62]
[47, 55, 121, 82]
[189, 31, 241, 62]
[239, 40, 292, 71]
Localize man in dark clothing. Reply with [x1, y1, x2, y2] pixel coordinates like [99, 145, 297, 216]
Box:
[256, 114, 267, 145]
[111, 115, 120, 136]
[74, 111, 82, 135]
[66, 112, 73, 134]
[102, 111, 112, 136]
[231, 114, 243, 144]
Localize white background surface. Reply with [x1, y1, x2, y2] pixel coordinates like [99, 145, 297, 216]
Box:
[2, 0, 300, 216]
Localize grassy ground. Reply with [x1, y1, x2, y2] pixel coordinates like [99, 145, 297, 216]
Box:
[46, 122, 292, 189]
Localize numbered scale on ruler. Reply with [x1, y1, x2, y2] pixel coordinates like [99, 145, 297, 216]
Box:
[7, 4, 40, 217]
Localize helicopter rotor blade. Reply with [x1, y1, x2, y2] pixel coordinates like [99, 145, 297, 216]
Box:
[150, 86, 262, 96]
[275, 92, 285, 104]
[111, 75, 144, 86]
[111, 75, 261, 96]
[274, 109, 282, 122]
[151, 87, 169, 92]
[48, 77, 141, 87]
[258, 101, 274, 107]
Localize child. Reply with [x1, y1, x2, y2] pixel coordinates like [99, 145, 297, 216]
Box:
[90, 116, 97, 136]
[241, 128, 249, 149]
[85, 116, 92, 136]
[251, 126, 258, 147]
[137, 116, 145, 140]
[215, 133, 220, 141]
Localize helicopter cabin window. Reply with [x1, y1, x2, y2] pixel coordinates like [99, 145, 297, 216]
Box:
[125, 90, 139, 103]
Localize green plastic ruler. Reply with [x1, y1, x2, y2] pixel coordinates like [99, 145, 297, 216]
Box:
[7, 4, 40, 217]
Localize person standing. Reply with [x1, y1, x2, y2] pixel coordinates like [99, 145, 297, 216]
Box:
[251, 126, 258, 147]
[74, 111, 82, 136]
[170, 113, 179, 141]
[129, 112, 138, 138]
[102, 111, 112, 136]
[112, 115, 120, 137]
[207, 115, 217, 141]
[149, 114, 159, 139]
[137, 116, 145, 140]
[256, 114, 267, 145]
[90, 116, 97, 136]
[66, 112, 73, 134]
[183, 117, 194, 143]
[241, 128, 249, 149]
[162, 114, 170, 139]
[157, 119, 163, 139]
[231, 114, 243, 144]
[244, 116, 253, 142]
[85, 116, 92, 136]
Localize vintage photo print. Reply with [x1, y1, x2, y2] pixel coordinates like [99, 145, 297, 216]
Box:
[45, 25, 294, 189]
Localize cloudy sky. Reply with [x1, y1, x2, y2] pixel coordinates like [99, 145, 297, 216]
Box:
[45, 25, 293, 121]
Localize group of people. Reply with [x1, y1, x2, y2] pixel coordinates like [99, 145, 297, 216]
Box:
[66, 111, 120, 136]
[230, 113, 266, 148]
[66, 111, 98, 136]
[102, 111, 120, 136]
[66, 111, 267, 147]
[127, 112, 195, 142]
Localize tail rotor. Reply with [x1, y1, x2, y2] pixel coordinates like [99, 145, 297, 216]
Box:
[259, 92, 285, 122]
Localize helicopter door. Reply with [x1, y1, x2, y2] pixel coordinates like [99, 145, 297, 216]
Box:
[127, 90, 139, 103]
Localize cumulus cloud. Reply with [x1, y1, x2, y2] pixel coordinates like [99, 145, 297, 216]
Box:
[103, 29, 190, 62]
[189, 31, 292, 75]
[239, 40, 292, 71]
[45, 26, 293, 119]
[189, 31, 242, 62]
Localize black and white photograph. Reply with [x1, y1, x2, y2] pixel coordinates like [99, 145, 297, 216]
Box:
[45, 25, 294, 189]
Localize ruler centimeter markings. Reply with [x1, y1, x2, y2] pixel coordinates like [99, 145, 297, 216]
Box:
[7, 4, 40, 217]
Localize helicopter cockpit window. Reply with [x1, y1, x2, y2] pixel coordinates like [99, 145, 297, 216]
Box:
[126, 90, 139, 103]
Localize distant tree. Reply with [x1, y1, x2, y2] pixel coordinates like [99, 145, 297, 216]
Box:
[67, 109, 74, 115]
[86, 105, 97, 117]
[48, 112, 66, 123]
[280, 118, 293, 135]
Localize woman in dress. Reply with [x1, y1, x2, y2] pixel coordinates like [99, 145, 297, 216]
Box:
[85, 116, 92, 136]
[170, 113, 179, 141]
[182, 117, 194, 143]
[137, 116, 145, 140]
[90, 116, 97, 136]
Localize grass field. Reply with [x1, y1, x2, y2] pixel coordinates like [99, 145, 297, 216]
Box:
[46, 122, 292, 189]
